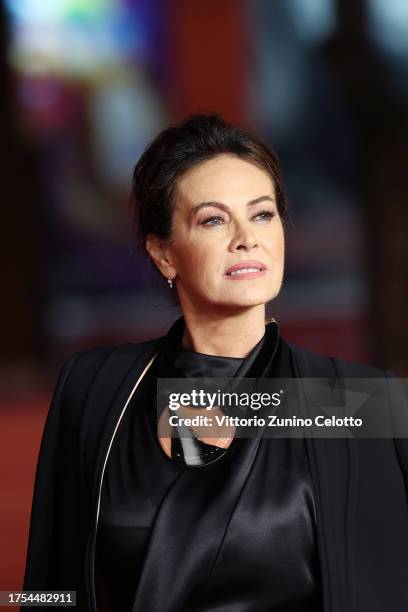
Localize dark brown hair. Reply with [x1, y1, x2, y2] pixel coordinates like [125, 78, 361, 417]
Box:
[131, 113, 287, 253]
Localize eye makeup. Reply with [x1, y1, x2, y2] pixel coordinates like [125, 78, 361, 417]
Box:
[198, 209, 276, 227]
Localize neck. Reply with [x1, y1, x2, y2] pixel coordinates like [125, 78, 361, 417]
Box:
[180, 305, 267, 358]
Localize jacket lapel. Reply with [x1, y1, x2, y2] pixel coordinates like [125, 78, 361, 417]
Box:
[80, 339, 163, 610]
[289, 342, 357, 612]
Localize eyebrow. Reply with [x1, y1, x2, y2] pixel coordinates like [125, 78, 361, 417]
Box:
[190, 195, 276, 219]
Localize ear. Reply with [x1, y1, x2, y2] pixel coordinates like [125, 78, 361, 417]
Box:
[145, 234, 176, 278]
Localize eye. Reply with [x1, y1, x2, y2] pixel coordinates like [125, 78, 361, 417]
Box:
[199, 215, 227, 227]
[253, 210, 275, 222]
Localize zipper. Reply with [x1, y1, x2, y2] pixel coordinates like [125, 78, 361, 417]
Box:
[88, 351, 159, 611]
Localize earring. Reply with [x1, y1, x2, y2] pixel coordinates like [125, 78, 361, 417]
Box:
[167, 276, 173, 289]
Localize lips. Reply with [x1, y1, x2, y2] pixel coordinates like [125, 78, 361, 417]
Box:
[225, 260, 267, 276]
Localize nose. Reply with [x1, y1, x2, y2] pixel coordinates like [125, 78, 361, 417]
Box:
[228, 220, 258, 252]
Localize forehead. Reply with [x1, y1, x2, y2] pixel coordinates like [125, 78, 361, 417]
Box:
[176, 155, 275, 205]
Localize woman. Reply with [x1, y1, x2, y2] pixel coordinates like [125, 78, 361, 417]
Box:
[23, 114, 408, 611]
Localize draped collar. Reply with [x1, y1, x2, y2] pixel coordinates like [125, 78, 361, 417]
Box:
[154, 315, 280, 467]
[156, 314, 280, 380]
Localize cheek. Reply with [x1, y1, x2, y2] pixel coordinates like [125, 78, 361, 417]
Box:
[266, 226, 285, 259]
[176, 241, 216, 276]
[276, 234, 285, 259]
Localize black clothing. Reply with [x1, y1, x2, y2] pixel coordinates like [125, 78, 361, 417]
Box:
[95, 320, 323, 610]
[23, 316, 408, 611]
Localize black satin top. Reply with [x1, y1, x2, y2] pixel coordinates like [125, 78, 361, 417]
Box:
[95, 319, 323, 611]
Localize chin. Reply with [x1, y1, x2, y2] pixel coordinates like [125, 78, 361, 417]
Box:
[231, 287, 278, 305]
[225, 294, 274, 309]
[199, 286, 279, 311]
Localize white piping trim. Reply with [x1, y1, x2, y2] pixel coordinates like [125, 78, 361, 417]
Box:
[92, 350, 159, 609]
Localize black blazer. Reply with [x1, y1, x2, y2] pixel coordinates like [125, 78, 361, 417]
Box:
[22, 333, 408, 611]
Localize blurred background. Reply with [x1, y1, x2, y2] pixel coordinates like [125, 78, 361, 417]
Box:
[0, 0, 407, 591]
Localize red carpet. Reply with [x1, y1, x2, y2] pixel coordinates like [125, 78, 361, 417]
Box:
[0, 392, 50, 592]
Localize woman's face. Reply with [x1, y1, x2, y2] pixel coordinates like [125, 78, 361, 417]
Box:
[150, 154, 285, 315]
